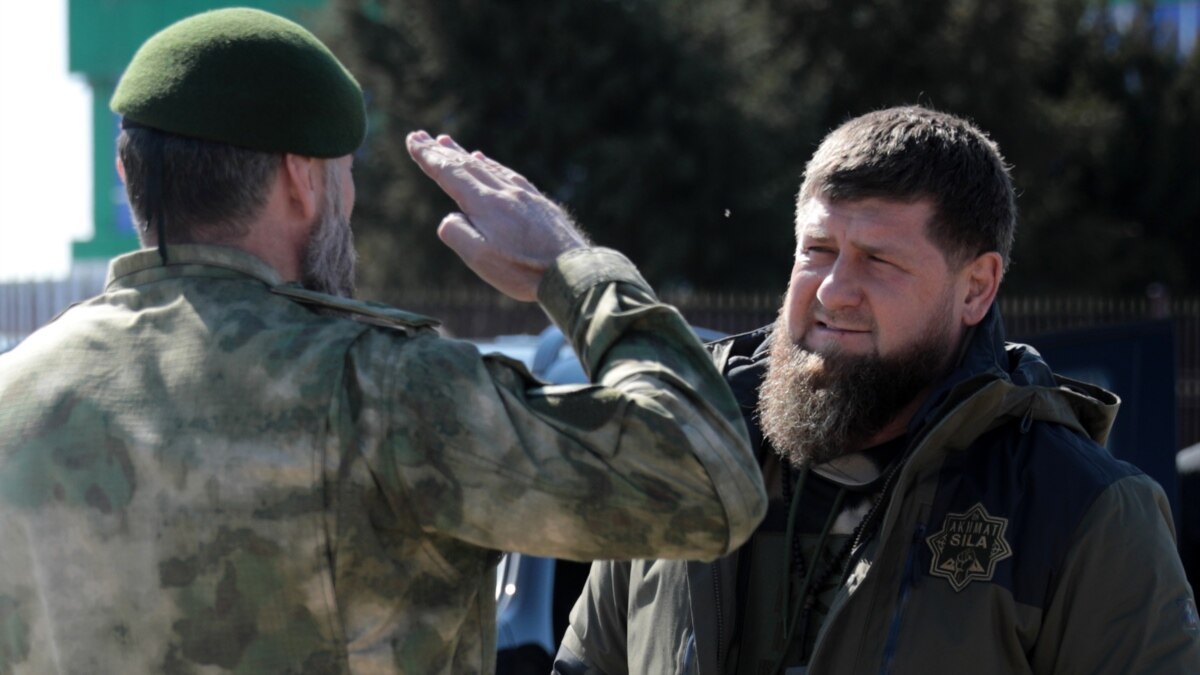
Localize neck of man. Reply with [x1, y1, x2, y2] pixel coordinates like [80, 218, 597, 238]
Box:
[851, 383, 935, 452]
[850, 324, 971, 453]
[228, 168, 320, 285]
[232, 220, 306, 283]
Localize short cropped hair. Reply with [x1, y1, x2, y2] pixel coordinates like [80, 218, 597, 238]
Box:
[118, 127, 280, 245]
[798, 106, 1016, 269]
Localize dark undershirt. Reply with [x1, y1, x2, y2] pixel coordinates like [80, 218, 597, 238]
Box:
[729, 434, 908, 674]
[720, 334, 909, 673]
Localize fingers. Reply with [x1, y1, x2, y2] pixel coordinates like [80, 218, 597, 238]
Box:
[407, 131, 540, 199]
[436, 212, 487, 263]
[436, 212, 542, 302]
[406, 132, 479, 204]
[436, 134, 469, 154]
[471, 151, 542, 195]
[405, 131, 479, 181]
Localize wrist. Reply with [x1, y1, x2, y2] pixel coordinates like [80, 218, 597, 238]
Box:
[537, 247, 650, 330]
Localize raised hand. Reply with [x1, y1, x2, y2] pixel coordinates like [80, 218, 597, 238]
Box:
[406, 132, 589, 302]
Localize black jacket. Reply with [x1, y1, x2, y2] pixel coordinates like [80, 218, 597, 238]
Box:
[555, 306, 1200, 674]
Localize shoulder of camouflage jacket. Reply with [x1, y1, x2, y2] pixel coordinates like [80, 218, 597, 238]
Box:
[270, 285, 441, 332]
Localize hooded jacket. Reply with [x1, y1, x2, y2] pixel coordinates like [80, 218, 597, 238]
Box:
[555, 307, 1200, 674]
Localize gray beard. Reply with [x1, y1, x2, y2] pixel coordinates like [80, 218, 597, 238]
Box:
[756, 309, 955, 468]
[301, 163, 357, 298]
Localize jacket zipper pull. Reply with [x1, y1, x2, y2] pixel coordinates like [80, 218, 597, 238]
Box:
[1019, 402, 1035, 433]
[909, 524, 927, 586]
[880, 524, 929, 675]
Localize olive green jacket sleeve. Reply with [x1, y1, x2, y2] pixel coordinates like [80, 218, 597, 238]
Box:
[1029, 473, 1200, 674]
[356, 247, 766, 561]
[556, 560, 635, 675]
[555, 556, 704, 675]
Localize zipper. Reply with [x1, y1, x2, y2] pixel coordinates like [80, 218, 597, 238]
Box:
[683, 633, 697, 674]
[808, 453, 911, 672]
[879, 524, 926, 675]
[712, 561, 724, 669]
[849, 441, 909, 562]
[1020, 400, 1035, 433]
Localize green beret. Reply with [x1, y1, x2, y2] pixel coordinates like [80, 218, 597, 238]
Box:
[111, 7, 365, 157]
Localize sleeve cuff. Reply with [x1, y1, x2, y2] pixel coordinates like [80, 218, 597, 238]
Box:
[537, 247, 653, 330]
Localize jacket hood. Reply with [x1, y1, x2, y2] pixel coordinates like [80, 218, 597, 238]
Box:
[908, 304, 1119, 447]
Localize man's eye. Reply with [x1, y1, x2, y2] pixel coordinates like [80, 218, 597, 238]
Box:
[869, 255, 900, 269]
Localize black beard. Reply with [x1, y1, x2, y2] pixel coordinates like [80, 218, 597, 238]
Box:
[301, 165, 357, 298]
[756, 312, 955, 468]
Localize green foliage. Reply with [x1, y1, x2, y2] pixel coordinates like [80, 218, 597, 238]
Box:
[323, 0, 1200, 297]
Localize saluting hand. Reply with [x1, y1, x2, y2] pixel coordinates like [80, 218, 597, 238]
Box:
[406, 132, 589, 302]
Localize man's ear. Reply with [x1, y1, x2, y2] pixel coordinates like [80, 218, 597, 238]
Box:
[961, 251, 1003, 327]
[281, 153, 321, 223]
[116, 157, 126, 183]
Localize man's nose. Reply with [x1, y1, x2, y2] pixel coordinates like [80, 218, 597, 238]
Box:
[815, 256, 864, 311]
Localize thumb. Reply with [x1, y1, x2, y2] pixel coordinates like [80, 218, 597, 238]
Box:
[437, 213, 487, 264]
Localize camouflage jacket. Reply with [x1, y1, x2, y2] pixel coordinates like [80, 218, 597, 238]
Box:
[0, 244, 766, 674]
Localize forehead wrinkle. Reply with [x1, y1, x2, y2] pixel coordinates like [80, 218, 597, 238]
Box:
[824, 199, 935, 253]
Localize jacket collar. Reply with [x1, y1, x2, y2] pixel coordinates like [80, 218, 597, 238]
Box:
[905, 303, 1013, 436]
[106, 244, 283, 291]
[907, 304, 1118, 446]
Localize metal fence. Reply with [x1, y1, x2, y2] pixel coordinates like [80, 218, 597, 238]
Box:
[998, 295, 1200, 452]
[3, 276, 1197, 448]
[0, 266, 108, 350]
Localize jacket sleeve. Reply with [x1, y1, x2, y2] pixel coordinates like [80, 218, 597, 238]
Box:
[357, 247, 766, 561]
[1030, 474, 1200, 674]
[554, 560, 632, 675]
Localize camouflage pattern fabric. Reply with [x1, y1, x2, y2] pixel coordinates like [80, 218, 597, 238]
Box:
[0, 244, 765, 674]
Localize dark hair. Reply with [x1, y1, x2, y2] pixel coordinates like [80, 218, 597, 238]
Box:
[118, 127, 280, 245]
[798, 106, 1016, 269]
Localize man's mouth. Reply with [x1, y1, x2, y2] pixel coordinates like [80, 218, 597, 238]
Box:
[814, 320, 869, 334]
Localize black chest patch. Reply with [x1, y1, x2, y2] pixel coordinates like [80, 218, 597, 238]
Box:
[926, 503, 1013, 592]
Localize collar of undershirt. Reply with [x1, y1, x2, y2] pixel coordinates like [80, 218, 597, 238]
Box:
[810, 433, 909, 492]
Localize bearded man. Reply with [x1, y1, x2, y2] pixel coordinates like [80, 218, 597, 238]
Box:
[554, 106, 1200, 674]
[0, 8, 768, 674]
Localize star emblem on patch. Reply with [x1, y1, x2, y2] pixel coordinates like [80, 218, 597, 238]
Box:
[926, 503, 1013, 592]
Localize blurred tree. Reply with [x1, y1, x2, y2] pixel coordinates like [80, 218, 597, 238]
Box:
[754, 0, 1200, 294]
[1017, 1, 1200, 293]
[324, 0, 801, 300]
[322, 0, 1199, 298]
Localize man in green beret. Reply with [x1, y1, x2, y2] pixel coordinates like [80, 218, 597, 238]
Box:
[0, 8, 765, 674]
